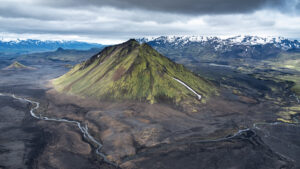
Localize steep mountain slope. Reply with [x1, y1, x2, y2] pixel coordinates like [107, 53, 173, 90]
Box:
[3, 61, 35, 70]
[53, 39, 215, 105]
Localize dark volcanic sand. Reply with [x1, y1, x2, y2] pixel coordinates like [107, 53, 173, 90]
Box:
[123, 132, 293, 169]
[0, 60, 300, 169]
[0, 96, 45, 169]
[0, 63, 117, 169]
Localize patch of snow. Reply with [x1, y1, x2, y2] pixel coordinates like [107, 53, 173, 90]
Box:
[172, 77, 202, 100]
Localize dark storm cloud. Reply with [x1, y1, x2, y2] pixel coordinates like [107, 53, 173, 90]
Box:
[41, 0, 292, 15]
[0, 5, 57, 20]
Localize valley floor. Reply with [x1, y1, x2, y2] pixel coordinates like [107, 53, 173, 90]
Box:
[0, 59, 300, 169]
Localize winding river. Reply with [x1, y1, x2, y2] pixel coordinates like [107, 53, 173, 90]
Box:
[0, 92, 116, 166]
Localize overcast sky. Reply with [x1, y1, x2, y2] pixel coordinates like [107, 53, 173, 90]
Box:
[0, 0, 299, 44]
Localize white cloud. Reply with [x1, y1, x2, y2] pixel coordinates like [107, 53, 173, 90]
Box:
[0, 1, 299, 44]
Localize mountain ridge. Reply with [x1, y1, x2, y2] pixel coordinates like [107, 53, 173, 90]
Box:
[138, 35, 300, 49]
[137, 35, 300, 64]
[0, 39, 103, 54]
[17, 47, 103, 63]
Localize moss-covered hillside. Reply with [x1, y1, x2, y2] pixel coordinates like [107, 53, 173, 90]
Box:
[53, 39, 216, 104]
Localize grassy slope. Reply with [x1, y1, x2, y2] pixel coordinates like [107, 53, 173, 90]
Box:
[53, 40, 216, 104]
[234, 51, 300, 123]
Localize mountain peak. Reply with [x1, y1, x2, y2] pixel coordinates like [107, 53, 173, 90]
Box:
[120, 39, 140, 48]
[53, 39, 216, 105]
[56, 47, 64, 51]
[3, 61, 35, 70]
[126, 38, 139, 44]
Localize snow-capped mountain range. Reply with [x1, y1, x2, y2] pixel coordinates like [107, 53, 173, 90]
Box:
[137, 35, 300, 61]
[138, 35, 300, 51]
[0, 39, 103, 55]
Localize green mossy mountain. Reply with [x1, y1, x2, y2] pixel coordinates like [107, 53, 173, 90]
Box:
[53, 39, 216, 104]
[3, 61, 35, 70]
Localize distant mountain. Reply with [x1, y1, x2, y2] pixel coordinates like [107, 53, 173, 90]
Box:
[139, 35, 299, 50]
[2, 61, 35, 70]
[17, 47, 104, 63]
[53, 39, 215, 105]
[138, 35, 300, 64]
[0, 39, 103, 55]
